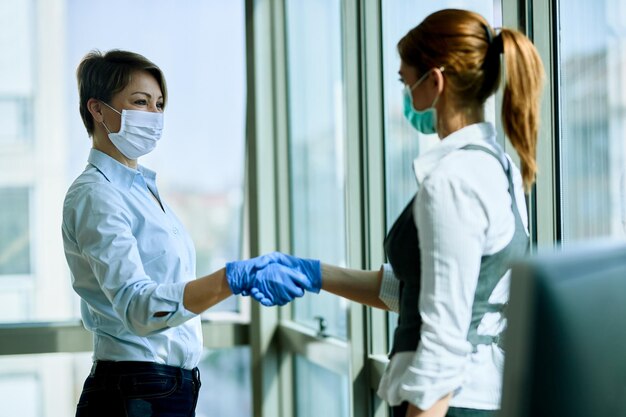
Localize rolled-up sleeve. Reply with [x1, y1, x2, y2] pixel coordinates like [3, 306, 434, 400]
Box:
[379, 263, 400, 313]
[395, 173, 488, 409]
[70, 186, 197, 337]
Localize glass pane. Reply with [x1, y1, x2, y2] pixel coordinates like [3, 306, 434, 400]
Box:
[0, 187, 31, 275]
[559, 0, 626, 241]
[381, 0, 502, 345]
[0, 348, 251, 417]
[285, 0, 348, 340]
[0, 0, 35, 146]
[0, 0, 246, 323]
[294, 355, 349, 417]
[0, 352, 92, 417]
[0, 0, 34, 95]
[0, 0, 34, 144]
[196, 347, 252, 417]
[0, 98, 33, 143]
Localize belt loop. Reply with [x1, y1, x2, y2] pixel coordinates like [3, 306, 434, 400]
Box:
[193, 367, 201, 392]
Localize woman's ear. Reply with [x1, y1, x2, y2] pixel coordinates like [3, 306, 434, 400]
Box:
[431, 67, 445, 95]
[87, 98, 104, 124]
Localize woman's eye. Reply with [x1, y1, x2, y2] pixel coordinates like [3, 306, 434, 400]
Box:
[156, 102, 164, 110]
[134, 99, 147, 105]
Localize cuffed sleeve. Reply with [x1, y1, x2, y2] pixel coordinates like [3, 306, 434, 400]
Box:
[116, 281, 198, 336]
[378, 263, 400, 313]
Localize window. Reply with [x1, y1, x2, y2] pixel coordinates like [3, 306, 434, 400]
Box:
[0, 98, 34, 143]
[558, 0, 626, 241]
[196, 348, 252, 416]
[0, 187, 31, 276]
[0, 1, 249, 416]
[295, 356, 349, 417]
[0, 187, 32, 322]
[381, 0, 502, 345]
[284, 0, 350, 415]
[0, 0, 34, 144]
[0, 348, 251, 417]
[66, 1, 247, 315]
[286, 0, 348, 340]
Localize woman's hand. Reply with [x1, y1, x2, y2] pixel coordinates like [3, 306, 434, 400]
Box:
[405, 394, 451, 417]
[225, 252, 321, 306]
[248, 263, 308, 306]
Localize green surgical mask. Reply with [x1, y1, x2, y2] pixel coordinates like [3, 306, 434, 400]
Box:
[403, 68, 441, 134]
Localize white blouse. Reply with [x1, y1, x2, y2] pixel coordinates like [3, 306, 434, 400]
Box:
[377, 122, 528, 411]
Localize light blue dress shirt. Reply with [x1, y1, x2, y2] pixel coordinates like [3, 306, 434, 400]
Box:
[62, 149, 202, 369]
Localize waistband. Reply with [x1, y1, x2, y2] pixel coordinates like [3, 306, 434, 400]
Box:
[90, 360, 199, 381]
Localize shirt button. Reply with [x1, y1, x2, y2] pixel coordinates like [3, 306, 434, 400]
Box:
[173, 228, 178, 235]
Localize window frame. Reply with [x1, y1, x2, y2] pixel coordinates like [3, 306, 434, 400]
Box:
[1, 0, 254, 415]
[248, 1, 563, 417]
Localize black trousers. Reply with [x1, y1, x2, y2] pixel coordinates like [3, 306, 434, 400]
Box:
[75, 361, 201, 417]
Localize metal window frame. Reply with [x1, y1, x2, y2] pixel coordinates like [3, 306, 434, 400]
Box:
[529, 0, 559, 248]
[247, 0, 387, 416]
[0, 320, 250, 356]
[501, 0, 558, 248]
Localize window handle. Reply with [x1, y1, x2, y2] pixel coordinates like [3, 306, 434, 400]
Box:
[313, 316, 328, 338]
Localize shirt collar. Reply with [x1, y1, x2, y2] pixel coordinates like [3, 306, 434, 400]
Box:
[88, 149, 156, 190]
[412, 122, 501, 185]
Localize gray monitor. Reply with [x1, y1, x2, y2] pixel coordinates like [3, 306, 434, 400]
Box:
[500, 240, 626, 417]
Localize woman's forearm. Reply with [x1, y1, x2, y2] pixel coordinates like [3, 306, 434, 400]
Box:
[183, 268, 233, 314]
[182, 262, 389, 314]
[321, 264, 388, 309]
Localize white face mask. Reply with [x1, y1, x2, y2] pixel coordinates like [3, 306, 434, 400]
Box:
[101, 102, 164, 160]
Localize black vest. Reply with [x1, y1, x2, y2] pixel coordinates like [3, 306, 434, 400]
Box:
[384, 145, 529, 356]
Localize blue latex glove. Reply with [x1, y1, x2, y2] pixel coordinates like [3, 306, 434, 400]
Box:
[225, 253, 277, 296]
[226, 252, 322, 298]
[249, 263, 307, 306]
[270, 252, 322, 293]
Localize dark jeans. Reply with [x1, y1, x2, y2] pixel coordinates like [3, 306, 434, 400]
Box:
[393, 403, 498, 417]
[75, 361, 201, 417]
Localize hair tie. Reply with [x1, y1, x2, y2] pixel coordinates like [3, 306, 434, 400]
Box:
[484, 23, 493, 44]
[484, 24, 503, 56]
[491, 32, 504, 55]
